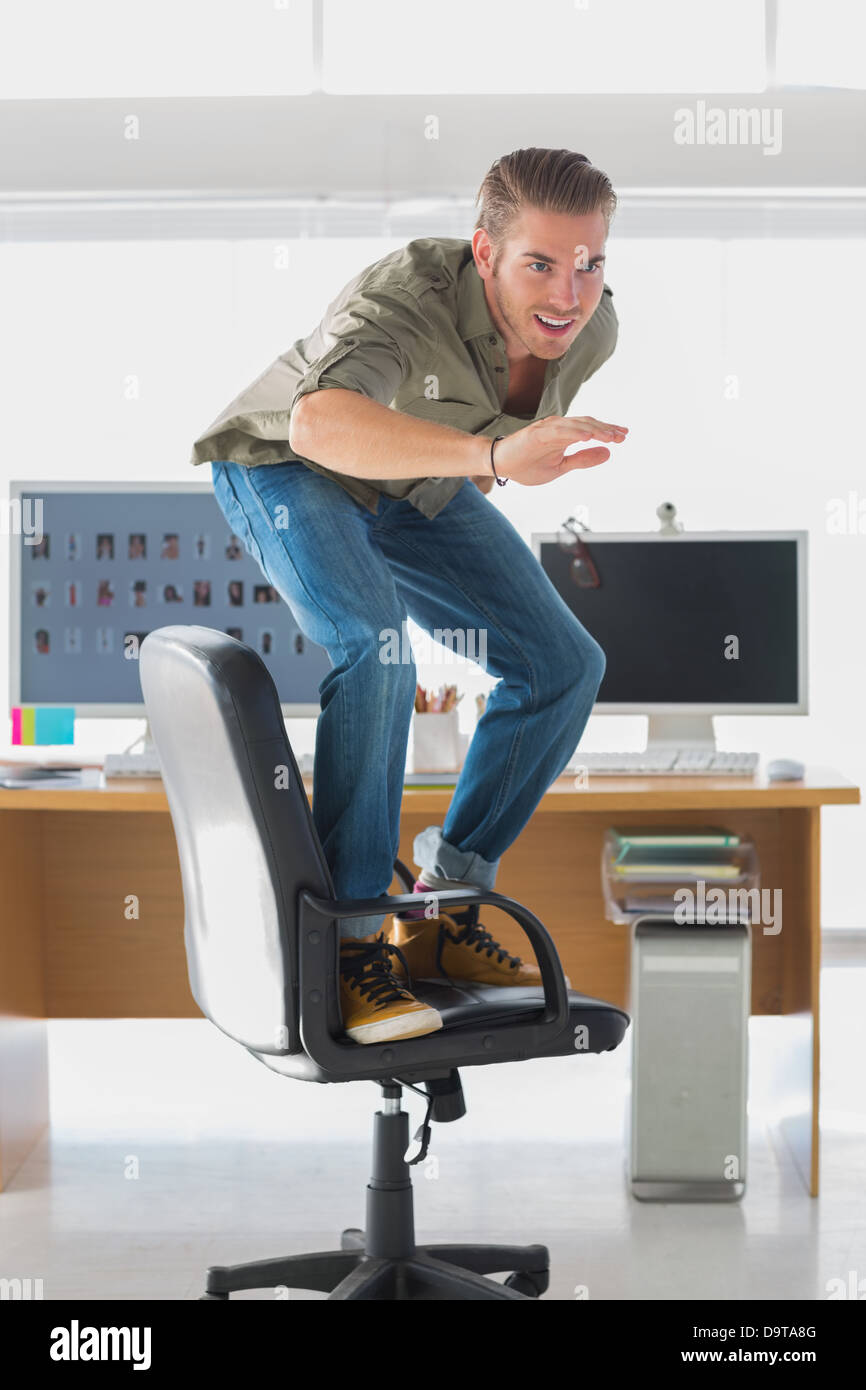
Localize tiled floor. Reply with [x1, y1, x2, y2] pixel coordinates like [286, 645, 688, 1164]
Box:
[1, 964, 864, 1300]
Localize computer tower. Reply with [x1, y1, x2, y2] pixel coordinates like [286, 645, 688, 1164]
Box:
[628, 917, 751, 1201]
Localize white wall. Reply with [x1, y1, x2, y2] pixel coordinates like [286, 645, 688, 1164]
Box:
[1, 229, 863, 925]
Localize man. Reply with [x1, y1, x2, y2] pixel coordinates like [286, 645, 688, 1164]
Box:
[190, 147, 628, 1045]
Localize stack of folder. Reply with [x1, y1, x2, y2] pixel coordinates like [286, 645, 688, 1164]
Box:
[600, 826, 760, 925]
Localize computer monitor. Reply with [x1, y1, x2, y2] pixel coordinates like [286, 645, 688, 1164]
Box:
[532, 530, 808, 751]
[9, 481, 331, 717]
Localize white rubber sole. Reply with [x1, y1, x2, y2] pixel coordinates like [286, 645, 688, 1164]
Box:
[345, 1006, 443, 1046]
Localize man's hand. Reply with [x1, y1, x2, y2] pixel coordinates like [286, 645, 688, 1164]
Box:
[493, 415, 628, 487]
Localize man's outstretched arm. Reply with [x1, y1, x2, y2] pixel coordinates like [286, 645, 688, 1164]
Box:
[289, 387, 627, 488]
[290, 387, 489, 482]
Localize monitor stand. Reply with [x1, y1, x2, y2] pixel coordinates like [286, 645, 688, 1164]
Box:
[123, 722, 157, 758]
[645, 714, 717, 754]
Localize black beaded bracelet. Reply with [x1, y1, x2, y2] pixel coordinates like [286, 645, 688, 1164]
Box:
[490, 434, 507, 486]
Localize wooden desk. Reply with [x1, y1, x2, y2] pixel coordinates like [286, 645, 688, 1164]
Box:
[0, 768, 858, 1195]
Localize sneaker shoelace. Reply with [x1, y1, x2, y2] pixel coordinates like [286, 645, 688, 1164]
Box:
[435, 904, 524, 982]
[339, 933, 415, 1009]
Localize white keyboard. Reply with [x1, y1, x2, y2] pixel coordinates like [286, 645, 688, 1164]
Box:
[103, 750, 163, 779]
[569, 750, 759, 777]
[102, 748, 758, 779]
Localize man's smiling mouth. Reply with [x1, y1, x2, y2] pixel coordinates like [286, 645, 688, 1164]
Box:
[534, 313, 576, 336]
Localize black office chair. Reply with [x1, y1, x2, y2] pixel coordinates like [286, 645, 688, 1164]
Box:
[139, 625, 629, 1301]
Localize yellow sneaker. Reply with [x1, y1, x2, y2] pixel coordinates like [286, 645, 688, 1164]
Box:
[339, 933, 443, 1045]
[389, 905, 571, 989]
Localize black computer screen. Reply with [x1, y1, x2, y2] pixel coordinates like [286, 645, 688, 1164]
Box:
[17, 489, 332, 707]
[537, 537, 801, 705]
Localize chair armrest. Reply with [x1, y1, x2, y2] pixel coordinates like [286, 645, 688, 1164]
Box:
[295, 886, 571, 1079]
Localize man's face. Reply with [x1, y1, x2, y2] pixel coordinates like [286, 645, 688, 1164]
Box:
[474, 206, 608, 360]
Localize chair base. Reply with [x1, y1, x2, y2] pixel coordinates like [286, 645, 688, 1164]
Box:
[201, 1238, 549, 1300]
[198, 1083, 550, 1301]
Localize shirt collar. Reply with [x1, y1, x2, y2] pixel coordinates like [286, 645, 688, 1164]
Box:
[456, 256, 499, 342]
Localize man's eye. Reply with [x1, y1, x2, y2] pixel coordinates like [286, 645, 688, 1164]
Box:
[529, 261, 550, 272]
[577, 263, 600, 273]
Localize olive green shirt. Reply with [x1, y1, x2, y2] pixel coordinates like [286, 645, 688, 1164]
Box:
[189, 236, 618, 520]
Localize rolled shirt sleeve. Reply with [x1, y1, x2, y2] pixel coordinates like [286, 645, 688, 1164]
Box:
[289, 286, 430, 414]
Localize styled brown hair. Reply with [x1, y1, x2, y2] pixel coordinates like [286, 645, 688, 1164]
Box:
[475, 147, 617, 247]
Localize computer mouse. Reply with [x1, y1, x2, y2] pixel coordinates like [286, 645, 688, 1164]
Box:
[767, 758, 805, 781]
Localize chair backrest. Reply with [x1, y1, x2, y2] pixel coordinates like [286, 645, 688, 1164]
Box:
[139, 625, 335, 1056]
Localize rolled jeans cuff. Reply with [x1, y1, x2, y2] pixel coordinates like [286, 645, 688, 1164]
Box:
[412, 825, 499, 893]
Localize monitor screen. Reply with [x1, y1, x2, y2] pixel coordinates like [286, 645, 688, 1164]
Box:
[534, 534, 805, 709]
[13, 485, 332, 711]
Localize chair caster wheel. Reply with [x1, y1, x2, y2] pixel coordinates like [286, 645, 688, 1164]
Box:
[340, 1227, 365, 1251]
[199, 1291, 229, 1300]
[504, 1269, 549, 1297]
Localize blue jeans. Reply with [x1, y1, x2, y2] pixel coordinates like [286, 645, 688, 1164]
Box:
[211, 460, 605, 938]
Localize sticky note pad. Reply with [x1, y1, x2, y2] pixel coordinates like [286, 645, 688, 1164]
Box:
[34, 707, 76, 744]
[12, 707, 37, 744]
[11, 706, 75, 745]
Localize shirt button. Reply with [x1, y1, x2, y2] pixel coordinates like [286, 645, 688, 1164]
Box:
[487, 335, 497, 345]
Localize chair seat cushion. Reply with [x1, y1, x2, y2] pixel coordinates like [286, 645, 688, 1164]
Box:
[253, 982, 629, 1084]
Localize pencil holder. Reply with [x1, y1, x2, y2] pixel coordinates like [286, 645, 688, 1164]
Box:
[411, 709, 461, 773]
